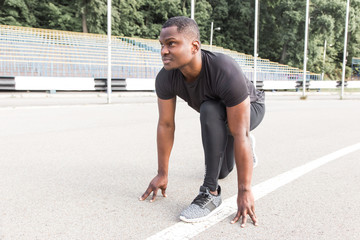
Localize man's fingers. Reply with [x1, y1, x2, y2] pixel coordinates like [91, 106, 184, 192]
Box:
[241, 214, 247, 228]
[139, 187, 167, 202]
[139, 188, 152, 201]
[231, 211, 258, 227]
[150, 190, 158, 202]
[231, 211, 241, 224]
[250, 212, 258, 226]
[161, 188, 167, 198]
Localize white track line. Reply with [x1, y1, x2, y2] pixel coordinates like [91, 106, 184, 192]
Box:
[146, 142, 360, 240]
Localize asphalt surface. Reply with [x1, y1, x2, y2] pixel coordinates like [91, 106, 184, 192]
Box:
[0, 91, 359, 239]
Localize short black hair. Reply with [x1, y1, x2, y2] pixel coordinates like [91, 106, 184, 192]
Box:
[162, 16, 200, 42]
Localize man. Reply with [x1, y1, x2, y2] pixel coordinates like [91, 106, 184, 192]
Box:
[139, 16, 265, 228]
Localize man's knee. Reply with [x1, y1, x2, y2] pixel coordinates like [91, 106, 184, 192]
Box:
[250, 102, 265, 131]
[200, 101, 226, 123]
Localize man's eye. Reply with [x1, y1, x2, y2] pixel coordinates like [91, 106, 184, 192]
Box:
[169, 42, 175, 46]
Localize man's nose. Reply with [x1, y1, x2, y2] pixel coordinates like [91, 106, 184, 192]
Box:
[161, 45, 169, 55]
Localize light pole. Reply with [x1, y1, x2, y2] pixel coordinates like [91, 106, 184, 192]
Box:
[210, 22, 220, 51]
[321, 40, 332, 80]
[254, 0, 259, 89]
[107, 0, 112, 104]
[341, 0, 350, 100]
[322, 39, 327, 80]
[191, 0, 195, 19]
[302, 0, 310, 99]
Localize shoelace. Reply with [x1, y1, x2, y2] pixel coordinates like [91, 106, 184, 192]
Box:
[191, 192, 211, 207]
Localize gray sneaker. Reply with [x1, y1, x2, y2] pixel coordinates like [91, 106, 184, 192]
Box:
[250, 133, 258, 168]
[179, 185, 222, 223]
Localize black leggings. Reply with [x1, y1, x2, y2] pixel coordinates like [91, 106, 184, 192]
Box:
[199, 100, 265, 191]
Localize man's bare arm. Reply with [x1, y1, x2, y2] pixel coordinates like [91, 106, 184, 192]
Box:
[156, 97, 176, 176]
[226, 97, 258, 227]
[140, 97, 176, 202]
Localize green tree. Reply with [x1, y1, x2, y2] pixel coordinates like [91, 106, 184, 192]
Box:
[194, 0, 213, 44]
[208, 0, 228, 46]
[0, 0, 37, 26]
[35, 0, 81, 31]
[137, 0, 184, 38]
[261, 0, 306, 67]
[308, 0, 360, 79]
[83, 0, 107, 34]
[112, 0, 143, 36]
[345, 0, 360, 79]
[221, 0, 254, 52]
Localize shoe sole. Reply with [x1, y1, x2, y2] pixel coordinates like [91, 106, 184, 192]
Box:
[179, 203, 223, 223]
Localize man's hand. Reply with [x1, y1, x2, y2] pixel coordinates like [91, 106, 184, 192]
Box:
[231, 189, 258, 228]
[139, 174, 168, 202]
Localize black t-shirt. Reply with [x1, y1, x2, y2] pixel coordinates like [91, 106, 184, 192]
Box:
[155, 49, 265, 112]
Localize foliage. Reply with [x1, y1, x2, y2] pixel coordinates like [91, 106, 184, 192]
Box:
[0, 0, 37, 26]
[0, 0, 359, 79]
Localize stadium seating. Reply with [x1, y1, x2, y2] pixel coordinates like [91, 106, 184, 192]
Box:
[0, 25, 320, 81]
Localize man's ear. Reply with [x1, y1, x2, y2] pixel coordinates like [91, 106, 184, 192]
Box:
[192, 40, 200, 54]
